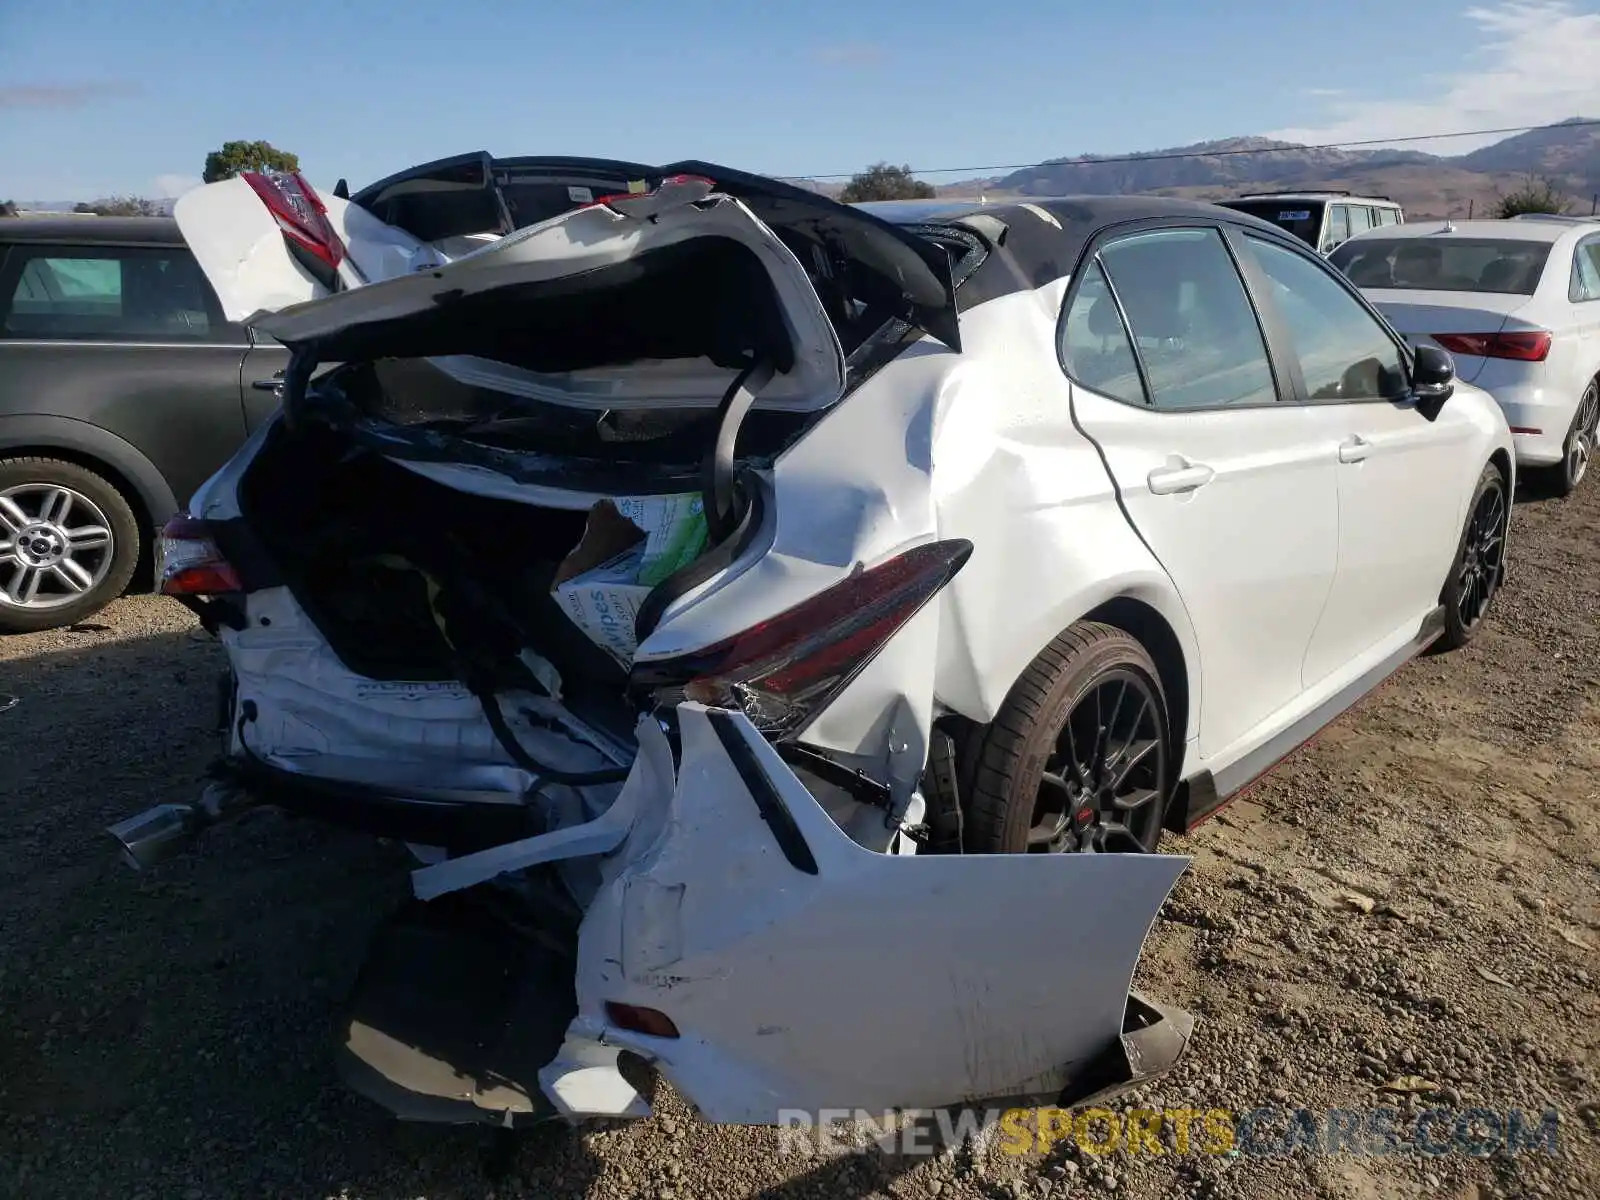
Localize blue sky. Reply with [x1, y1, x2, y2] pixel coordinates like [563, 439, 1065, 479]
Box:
[3, 0, 1599, 201]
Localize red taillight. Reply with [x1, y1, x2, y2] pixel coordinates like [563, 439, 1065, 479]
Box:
[157, 515, 242, 596]
[633, 539, 973, 738]
[605, 1002, 680, 1039]
[1434, 331, 1552, 362]
[241, 169, 346, 272]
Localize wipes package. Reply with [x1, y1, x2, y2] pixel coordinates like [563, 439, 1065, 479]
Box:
[550, 494, 710, 666]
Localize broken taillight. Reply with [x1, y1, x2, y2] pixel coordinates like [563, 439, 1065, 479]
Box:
[157, 515, 242, 596]
[632, 539, 973, 738]
[242, 169, 347, 284]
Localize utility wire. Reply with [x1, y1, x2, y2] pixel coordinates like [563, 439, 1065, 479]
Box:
[781, 117, 1600, 182]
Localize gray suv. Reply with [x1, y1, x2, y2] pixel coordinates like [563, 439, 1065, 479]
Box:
[0, 217, 288, 632]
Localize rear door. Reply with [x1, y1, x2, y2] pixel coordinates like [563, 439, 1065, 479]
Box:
[0, 239, 252, 507]
[565, 704, 1192, 1121]
[1060, 222, 1339, 764]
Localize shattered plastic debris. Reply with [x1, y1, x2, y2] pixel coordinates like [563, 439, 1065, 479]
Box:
[550, 494, 709, 666]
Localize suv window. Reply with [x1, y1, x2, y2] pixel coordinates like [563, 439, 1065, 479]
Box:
[1245, 235, 1408, 401]
[1348, 206, 1374, 237]
[1094, 227, 1278, 410]
[1, 246, 216, 341]
[1322, 205, 1352, 253]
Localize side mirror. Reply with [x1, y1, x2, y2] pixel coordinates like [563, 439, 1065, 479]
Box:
[1412, 343, 1455, 414]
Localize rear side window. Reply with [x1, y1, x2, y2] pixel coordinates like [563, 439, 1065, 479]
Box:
[1, 246, 218, 341]
[1059, 259, 1147, 406]
[1348, 206, 1374, 237]
[1094, 227, 1278, 410]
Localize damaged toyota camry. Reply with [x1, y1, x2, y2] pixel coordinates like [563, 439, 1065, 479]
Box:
[107, 154, 1514, 1131]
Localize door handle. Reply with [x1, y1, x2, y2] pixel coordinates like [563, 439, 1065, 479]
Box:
[251, 371, 285, 393]
[1147, 458, 1216, 495]
[1338, 435, 1371, 463]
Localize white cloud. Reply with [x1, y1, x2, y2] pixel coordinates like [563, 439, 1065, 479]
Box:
[152, 174, 203, 199]
[1269, 1, 1600, 152]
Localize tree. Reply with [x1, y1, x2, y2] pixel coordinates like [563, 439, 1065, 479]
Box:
[0, 200, 18, 218]
[202, 140, 300, 184]
[839, 162, 936, 204]
[1493, 175, 1572, 218]
[72, 196, 163, 217]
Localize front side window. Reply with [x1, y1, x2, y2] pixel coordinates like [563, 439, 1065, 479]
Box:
[1095, 227, 1278, 410]
[1, 247, 215, 341]
[1245, 235, 1408, 402]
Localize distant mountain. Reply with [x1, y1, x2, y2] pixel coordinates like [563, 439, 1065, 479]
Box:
[928, 119, 1600, 218]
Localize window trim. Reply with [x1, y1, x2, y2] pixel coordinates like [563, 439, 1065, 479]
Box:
[0, 242, 242, 345]
[1236, 228, 1418, 408]
[1055, 217, 1299, 414]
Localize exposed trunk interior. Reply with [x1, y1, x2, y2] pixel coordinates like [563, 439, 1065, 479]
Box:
[236, 421, 639, 737]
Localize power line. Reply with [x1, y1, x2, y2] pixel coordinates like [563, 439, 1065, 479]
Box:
[782, 116, 1600, 182]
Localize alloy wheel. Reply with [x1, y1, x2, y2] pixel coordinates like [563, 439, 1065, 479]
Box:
[1456, 476, 1508, 633]
[1569, 382, 1600, 489]
[1028, 670, 1167, 853]
[0, 484, 116, 611]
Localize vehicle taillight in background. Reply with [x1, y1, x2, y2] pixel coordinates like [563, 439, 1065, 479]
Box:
[1433, 331, 1552, 362]
[241, 169, 348, 289]
[158, 515, 242, 596]
[633, 539, 973, 739]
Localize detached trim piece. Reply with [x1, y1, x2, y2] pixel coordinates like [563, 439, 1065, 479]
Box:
[706, 709, 819, 875]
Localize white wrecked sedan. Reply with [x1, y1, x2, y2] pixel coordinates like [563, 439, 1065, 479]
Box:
[110, 156, 1513, 1129]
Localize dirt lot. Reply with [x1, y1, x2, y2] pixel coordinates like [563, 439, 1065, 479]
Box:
[2, 479, 1597, 1200]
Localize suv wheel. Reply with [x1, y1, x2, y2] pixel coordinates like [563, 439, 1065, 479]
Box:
[0, 456, 140, 634]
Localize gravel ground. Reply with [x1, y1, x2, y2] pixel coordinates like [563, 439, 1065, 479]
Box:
[2, 479, 1597, 1200]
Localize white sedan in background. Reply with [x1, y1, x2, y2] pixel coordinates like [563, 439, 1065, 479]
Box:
[1331, 215, 1600, 495]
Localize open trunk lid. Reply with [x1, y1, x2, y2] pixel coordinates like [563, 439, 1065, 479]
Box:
[176, 157, 962, 376]
[250, 176, 850, 413]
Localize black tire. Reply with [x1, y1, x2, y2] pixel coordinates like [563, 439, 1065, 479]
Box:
[1436, 461, 1509, 652]
[965, 621, 1172, 855]
[0, 456, 140, 634]
[1536, 378, 1598, 498]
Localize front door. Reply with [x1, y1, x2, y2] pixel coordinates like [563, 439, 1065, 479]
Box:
[1061, 224, 1340, 764]
[1236, 231, 1473, 687]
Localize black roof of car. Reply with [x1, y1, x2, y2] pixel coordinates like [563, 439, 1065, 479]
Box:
[856, 194, 1294, 309]
[0, 216, 185, 246]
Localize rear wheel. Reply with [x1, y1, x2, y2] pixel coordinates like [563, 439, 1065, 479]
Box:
[964, 622, 1172, 855]
[1436, 461, 1508, 652]
[1541, 379, 1598, 497]
[0, 456, 140, 634]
